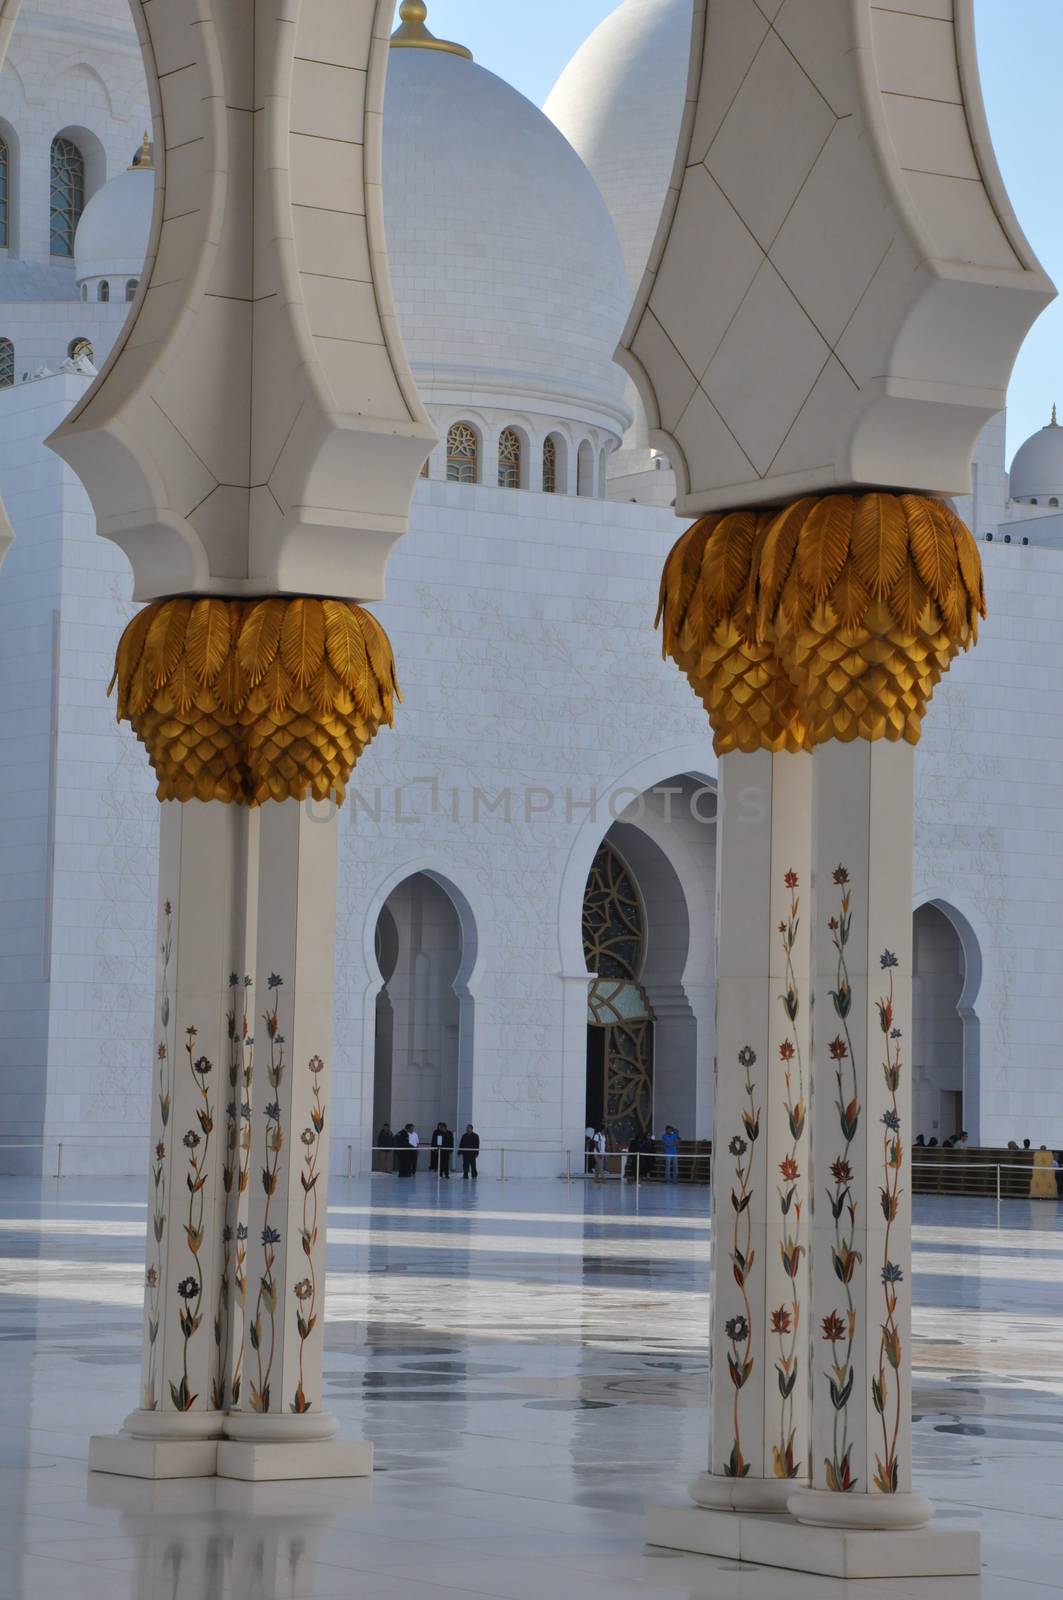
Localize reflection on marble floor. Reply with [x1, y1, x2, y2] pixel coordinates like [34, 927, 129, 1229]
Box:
[0, 1177, 1060, 1598]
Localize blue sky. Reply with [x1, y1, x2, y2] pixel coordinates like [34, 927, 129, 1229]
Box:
[419, 1, 1061, 467]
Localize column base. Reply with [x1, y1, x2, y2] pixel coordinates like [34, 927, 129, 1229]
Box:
[646, 1505, 981, 1580]
[689, 1473, 795, 1514]
[216, 1439, 373, 1482]
[788, 1487, 934, 1531]
[88, 1435, 220, 1480]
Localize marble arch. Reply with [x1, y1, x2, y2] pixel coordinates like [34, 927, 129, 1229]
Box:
[913, 896, 984, 1147]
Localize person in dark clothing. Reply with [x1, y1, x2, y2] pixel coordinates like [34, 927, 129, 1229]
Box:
[430, 1122, 447, 1174]
[394, 1124, 412, 1178]
[375, 1122, 394, 1174]
[459, 1124, 480, 1179]
[440, 1123, 454, 1177]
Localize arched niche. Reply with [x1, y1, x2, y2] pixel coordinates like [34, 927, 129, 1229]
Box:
[912, 899, 983, 1146]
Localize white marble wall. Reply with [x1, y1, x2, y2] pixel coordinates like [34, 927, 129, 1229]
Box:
[5, 380, 1063, 1169]
[0, 373, 156, 1175]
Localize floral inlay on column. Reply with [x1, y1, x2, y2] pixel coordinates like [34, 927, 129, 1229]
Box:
[874, 950, 905, 1494]
[250, 974, 286, 1414]
[172, 1027, 214, 1411]
[292, 1054, 326, 1414]
[215, 973, 254, 1409]
[725, 1045, 760, 1479]
[773, 869, 806, 1480]
[823, 865, 861, 1493]
[143, 900, 174, 1412]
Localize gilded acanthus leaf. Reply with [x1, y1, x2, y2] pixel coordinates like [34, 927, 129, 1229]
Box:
[829, 560, 871, 633]
[237, 598, 285, 685]
[797, 496, 852, 601]
[144, 597, 193, 690]
[280, 598, 326, 689]
[757, 498, 808, 621]
[656, 490, 985, 753]
[852, 493, 906, 599]
[888, 560, 931, 635]
[111, 597, 398, 807]
[186, 599, 233, 687]
[699, 509, 757, 626]
[953, 517, 987, 620]
[323, 601, 370, 702]
[904, 495, 957, 607]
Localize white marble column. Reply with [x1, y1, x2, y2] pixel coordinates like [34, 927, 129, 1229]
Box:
[90, 802, 249, 1478]
[790, 740, 928, 1529]
[220, 799, 371, 1480]
[694, 749, 813, 1512]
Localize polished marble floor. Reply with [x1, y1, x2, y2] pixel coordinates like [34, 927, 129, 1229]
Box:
[0, 1174, 1060, 1598]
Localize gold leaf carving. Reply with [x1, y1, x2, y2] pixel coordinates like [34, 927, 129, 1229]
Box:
[280, 598, 326, 690]
[903, 494, 957, 607]
[111, 598, 398, 807]
[852, 493, 906, 599]
[186, 599, 233, 687]
[797, 496, 852, 601]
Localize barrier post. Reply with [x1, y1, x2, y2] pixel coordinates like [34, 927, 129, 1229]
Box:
[565, 1149, 572, 1184]
[500, 1147, 507, 1183]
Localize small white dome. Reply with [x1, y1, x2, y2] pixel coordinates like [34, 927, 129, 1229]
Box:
[1009, 411, 1063, 504]
[74, 161, 153, 287]
[383, 38, 631, 437]
[545, 0, 691, 295]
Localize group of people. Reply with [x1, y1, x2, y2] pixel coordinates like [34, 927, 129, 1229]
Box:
[914, 1131, 969, 1150]
[375, 1121, 481, 1179]
[583, 1124, 683, 1183]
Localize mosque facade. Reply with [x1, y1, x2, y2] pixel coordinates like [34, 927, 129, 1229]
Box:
[0, 0, 1061, 1176]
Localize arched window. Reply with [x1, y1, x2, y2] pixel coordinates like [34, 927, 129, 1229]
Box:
[0, 337, 13, 388]
[125, 278, 138, 303]
[498, 427, 522, 490]
[0, 138, 9, 250]
[50, 136, 85, 258]
[446, 422, 478, 484]
[98, 280, 110, 303]
[543, 436, 557, 494]
[68, 337, 94, 366]
[577, 439, 594, 497]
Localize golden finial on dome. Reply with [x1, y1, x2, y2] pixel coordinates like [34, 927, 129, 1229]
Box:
[130, 130, 154, 172]
[1051, 403, 1059, 428]
[391, 1, 473, 60]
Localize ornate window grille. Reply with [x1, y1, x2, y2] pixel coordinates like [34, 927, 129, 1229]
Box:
[0, 337, 13, 389]
[583, 843, 655, 1140]
[446, 421, 478, 484]
[50, 136, 85, 259]
[0, 140, 9, 250]
[543, 436, 557, 494]
[498, 427, 522, 490]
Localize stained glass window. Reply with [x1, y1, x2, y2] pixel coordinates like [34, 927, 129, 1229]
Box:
[543, 436, 557, 494]
[0, 140, 9, 250]
[446, 422, 478, 484]
[0, 338, 13, 388]
[50, 136, 85, 258]
[498, 427, 521, 490]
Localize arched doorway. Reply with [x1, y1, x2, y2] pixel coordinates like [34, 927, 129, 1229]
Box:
[912, 902, 982, 1145]
[371, 873, 473, 1143]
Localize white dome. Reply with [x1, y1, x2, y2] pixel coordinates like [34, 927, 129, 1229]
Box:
[544, 0, 691, 295]
[74, 163, 153, 287]
[1009, 413, 1063, 503]
[383, 41, 631, 437]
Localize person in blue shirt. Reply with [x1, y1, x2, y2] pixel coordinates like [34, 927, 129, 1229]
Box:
[661, 1125, 680, 1183]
